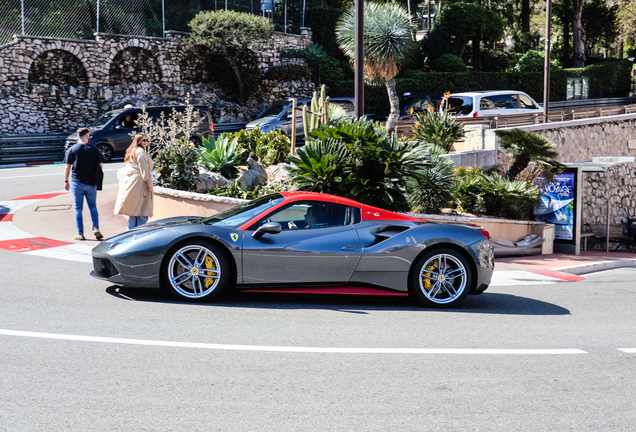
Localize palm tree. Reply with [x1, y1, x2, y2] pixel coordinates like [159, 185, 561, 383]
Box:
[495, 129, 564, 181]
[336, 1, 415, 134]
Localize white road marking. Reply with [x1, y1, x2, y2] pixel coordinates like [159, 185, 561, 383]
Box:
[24, 243, 94, 263]
[489, 271, 560, 286]
[618, 348, 636, 353]
[0, 329, 587, 354]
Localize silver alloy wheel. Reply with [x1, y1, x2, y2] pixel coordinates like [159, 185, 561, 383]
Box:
[418, 253, 467, 305]
[167, 244, 221, 299]
[97, 144, 112, 162]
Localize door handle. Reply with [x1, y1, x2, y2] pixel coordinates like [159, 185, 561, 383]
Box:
[341, 246, 355, 251]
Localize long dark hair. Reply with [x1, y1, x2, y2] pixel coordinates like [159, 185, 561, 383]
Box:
[124, 134, 146, 163]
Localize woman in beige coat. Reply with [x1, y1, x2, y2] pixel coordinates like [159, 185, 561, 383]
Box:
[114, 134, 154, 229]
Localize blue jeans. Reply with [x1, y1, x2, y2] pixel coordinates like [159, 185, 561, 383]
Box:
[127, 215, 148, 230]
[71, 181, 99, 235]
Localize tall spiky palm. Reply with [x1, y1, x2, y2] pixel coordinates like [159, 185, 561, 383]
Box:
[495, 129, 563, 180]
[336, 2, 415, 134]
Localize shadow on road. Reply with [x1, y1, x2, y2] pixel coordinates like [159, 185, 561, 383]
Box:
[106, 286, 570, 316]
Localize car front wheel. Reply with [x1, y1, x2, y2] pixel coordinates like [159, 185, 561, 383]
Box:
[162, 240, 230, 302]
[410, 248, 472, 308]
[96, 143, 113, 162]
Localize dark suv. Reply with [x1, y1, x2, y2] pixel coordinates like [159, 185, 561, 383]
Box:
[64, 105, 214, 162]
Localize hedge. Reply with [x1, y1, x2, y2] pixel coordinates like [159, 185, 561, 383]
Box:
[330, 60, 633, 114]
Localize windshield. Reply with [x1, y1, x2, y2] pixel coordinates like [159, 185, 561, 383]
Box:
[90, 111, 120, 128]
[201, 194, 285, 228]
[256, 103, 290, 119]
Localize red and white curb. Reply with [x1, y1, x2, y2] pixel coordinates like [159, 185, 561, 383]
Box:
[488, 269, 586, 286]
[0, 192, 94, 263]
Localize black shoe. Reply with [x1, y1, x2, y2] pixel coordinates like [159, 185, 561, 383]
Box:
[93, 229, 104, 240]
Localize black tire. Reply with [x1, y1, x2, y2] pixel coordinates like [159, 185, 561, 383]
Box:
[161, 240, 230, 302]
[409, 248, 472, 308]
[96, 143, 113, 162]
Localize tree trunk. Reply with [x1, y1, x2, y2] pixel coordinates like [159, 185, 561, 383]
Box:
[384, 78, 400, 134]
[221, 44, 246, 105]
[472, 39, 481, 72]
[521, 0, 530, 33]
[572, 0, 586, 67]
[562, 0, 571, 67]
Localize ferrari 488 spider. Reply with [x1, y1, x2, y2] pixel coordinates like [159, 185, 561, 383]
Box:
[91, 192, 494, 308]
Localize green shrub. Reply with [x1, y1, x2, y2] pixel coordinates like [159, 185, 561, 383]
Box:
[305, 7, 346, 61]
[154, 137, 200, 192]
[230, 128, 263, 164]
[515, 50, 562, 72]
[287, 139, 349, 194]
[264, 64, 312, 81]
[318, 56, 345, 86]
[331, 60, 633, 113]
[432, 54, 468, 72]
[254, 129, 291, 166]
[206, 180, 261, 199]
[480, 49, 521, 72]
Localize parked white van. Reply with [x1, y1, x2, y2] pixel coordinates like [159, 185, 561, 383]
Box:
[445, 90, 544, 118]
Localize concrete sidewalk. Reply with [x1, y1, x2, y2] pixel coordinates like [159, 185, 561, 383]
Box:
[9, 184, 636, 275]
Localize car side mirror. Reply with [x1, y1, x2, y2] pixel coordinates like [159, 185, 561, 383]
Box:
[115, 125, 124, 130]
[252, 222, 282, 239]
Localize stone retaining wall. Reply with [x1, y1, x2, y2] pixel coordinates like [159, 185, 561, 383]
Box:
[0, 31, 314, 134]
[582, 161, 636, 227]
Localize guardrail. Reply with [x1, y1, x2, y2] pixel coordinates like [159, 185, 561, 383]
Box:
[394, 103, 636, 136]
[0, 132, 68, 165]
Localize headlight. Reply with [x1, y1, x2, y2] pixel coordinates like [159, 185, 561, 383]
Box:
[107, 228, 164, 250]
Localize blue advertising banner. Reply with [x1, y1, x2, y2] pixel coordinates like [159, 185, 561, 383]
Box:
[534, 173, 575, 240]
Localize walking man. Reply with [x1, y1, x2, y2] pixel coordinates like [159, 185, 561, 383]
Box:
[63, 127, 104, 241]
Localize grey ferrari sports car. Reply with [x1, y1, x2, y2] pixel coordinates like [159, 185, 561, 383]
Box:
[91, 191, 494, 308]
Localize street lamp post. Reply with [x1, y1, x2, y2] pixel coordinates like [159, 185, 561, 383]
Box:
[354, 0, 364, 119]
[543, 0, 552, 124]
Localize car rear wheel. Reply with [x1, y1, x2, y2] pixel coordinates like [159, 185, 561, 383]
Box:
[162, 240, 230, 302]
[96, 143, 113, 162]
[410, 248, 472, 308]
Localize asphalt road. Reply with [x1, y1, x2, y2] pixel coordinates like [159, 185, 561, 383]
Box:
[1, 164, 635, 431]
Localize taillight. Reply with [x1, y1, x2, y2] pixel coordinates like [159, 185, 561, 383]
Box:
[478, 229, 490, 240]
[210, 121, 214, 132]
[473, 111, 479, 117]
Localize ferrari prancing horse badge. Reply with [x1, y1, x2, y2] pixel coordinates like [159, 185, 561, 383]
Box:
[230, 233, 239, 242]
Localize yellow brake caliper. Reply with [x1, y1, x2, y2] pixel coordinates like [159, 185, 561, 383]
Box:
[204, 256, 217, 288]
[422, 261, 437, 291]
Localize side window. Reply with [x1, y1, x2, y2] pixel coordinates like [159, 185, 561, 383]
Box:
[499, 94, 518, 109]
[518, 94, 537, 109]
[117, 111, 139, 129]
[257, 202, 353, 230]
[480, 96, 497, 110]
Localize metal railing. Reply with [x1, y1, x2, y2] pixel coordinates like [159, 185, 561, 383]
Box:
[394, 102, 636, 137]
[0, 0, 322, 45]
[0, 132, 68, 164]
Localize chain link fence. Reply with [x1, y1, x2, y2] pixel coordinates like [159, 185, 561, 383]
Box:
[0, 0, 326, 45]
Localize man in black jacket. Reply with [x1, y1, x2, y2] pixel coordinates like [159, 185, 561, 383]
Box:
[63, 127, 104, 241]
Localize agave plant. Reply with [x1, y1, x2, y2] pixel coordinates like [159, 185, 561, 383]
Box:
[303, 42, 327, 63]
[198, 134, 242, 178]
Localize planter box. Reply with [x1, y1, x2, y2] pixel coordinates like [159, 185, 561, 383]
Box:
[151, 187, 248, 221]
[406, 213, 555, 255]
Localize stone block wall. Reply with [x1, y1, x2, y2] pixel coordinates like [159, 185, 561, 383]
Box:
[0, 30, 314, 134]
[582, 162, 636, 227]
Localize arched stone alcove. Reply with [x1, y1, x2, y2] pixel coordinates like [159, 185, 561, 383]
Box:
[109, 47, 162, 85]
[29, 49, 88, 86]
[180, 46, 216, 84]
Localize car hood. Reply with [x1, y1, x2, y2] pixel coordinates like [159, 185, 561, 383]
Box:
[246, 116, 278, 128]
[103, 216, 204, 243]
[65, 127, 101, 140]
